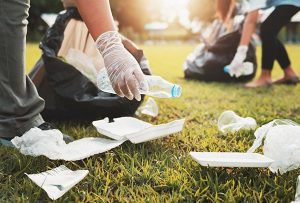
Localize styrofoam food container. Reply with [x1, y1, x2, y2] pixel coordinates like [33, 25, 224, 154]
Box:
[190, 152, 274, 168]
[93, 117, 185, 144]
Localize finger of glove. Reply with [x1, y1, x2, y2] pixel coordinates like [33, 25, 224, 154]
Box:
[125, 73, 141, 101]
[228, 65, 236, 77]
[118, 75, 134, 100]
[112, 83, 125, 98]
[108, 69, 125, 97]
[236, 71, 243, 78]
[133, 68, 149, 92]
[229, 69, 235, 77]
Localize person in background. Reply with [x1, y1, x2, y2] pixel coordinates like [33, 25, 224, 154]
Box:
[201, 0, 237, 46]
[0, 0, 147, 141]
[216, 0, 236, 32]
[227, 0, 300, 88]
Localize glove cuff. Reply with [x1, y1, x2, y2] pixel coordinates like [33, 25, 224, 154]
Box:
[96, 31, 123, 56]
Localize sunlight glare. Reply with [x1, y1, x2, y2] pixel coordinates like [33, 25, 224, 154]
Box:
[160, 0, 189, 23]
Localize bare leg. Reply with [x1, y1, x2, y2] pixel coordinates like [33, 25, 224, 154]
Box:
[245, 70, 272, 88]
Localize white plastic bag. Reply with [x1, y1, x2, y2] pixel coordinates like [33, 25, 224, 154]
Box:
[218, 111, 257, 134]
[135, 97, 159, 117]
[248, 119, 300, 174]
[26, 165, 88, 200]
[12, 128, 124, 161]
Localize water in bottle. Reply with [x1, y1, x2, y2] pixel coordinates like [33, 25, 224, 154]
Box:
[97, 69, 182, 98]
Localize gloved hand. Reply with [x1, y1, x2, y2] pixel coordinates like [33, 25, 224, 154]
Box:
[96, 31, 148, 101]
[226, 45, 248, 78]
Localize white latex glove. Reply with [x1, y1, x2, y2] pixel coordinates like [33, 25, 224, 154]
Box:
[227, 45, 248, 78]
[96, 31, 148, 101]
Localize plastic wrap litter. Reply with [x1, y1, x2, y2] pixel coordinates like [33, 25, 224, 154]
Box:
[218, 110, 257, 134]
[247, 119, 300, 174]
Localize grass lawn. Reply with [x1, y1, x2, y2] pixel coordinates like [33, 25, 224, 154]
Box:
[1, 43, 300, 202]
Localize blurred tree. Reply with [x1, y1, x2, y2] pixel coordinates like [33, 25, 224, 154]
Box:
[188, 0, 216, 22]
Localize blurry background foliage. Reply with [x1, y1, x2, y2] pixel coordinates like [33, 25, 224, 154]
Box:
[27, 0, 217, 41]
[27, 0, 297, 42]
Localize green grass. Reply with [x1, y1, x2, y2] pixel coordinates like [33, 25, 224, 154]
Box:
[1, 43, 300, 202]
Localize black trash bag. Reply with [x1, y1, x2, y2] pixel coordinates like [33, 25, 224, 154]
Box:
[29, 8, 151, 122]
[184, 30, 257, 82]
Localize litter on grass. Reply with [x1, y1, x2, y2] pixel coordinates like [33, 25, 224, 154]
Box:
[190, 152, 274, 168]
[12, 117, 184, 160]
[193, 113, 300, 173]
[218, 110, 257, 134]
[135, 97, 159, 117]
[248, 119, 300, 174]
[26, 165, 88, 200]
[292, 176, 300, 203]
[12, 128, 124, 161]
[93, 117, 185, 144]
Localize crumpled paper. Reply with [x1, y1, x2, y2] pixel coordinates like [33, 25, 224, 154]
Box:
[248, 119, 300, 174]
[12, 128, 124, 161]
[26, 165, 88, 200]
[218, 110, 257, 134]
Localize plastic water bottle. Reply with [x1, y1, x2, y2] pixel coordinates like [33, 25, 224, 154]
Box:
[224, 62, 254, 77]
[97, 69, 182, 98]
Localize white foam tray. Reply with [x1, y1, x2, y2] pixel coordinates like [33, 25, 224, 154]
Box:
[190, 152, 274, 168]
[93, 117, 185, 144]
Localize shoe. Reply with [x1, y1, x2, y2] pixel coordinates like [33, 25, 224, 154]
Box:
[273, 76, 300, 85]
[0, 138, 14, 147]
[38, 122, 56, 131]
[38, 122, 74, 143]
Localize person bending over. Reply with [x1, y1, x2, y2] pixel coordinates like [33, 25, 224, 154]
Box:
[226, 0, 300, 88]
[0, 0, 147, 140]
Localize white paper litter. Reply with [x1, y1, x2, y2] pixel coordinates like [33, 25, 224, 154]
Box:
[190, 152, 274, 168]
[26, 165, 88, 200]
[292, 176, 300, 203]
[65, 49, 99, 85]
[136, 97, 159, 117]
[93, 117, 185, 144]
[248, 119, 300, 174]
[12, 128, 124, 161]
[218, 110, 257, 134]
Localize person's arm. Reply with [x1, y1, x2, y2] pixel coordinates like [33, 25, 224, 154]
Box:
[226, 10, 259, 77]
[224, 0, 236, 32]
[224, 0, 236, 23]
[239, 10, 259, 46]
[75, 0, 147, 101]
[75, 0, 116, 39]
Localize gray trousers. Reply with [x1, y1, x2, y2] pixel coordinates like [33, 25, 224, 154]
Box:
[0, 0, 45, 139]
